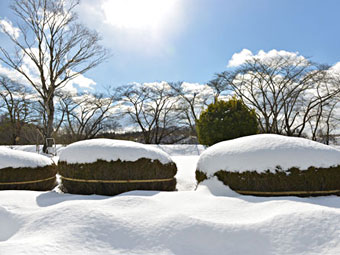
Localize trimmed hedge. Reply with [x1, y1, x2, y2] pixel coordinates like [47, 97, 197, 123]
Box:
[196, 165, 340, 197]
[196, 98, 259, 146]
[0, 165, 57, 191]
[58, 158, 177, 196]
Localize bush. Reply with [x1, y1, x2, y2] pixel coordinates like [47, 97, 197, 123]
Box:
[196, 165, 340, 197]
[58, 158, 177, 196]
[0, 165, 57, 191]
[196, 98, 258, 146]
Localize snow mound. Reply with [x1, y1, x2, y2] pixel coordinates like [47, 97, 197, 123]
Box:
[0, 147, 53, 169]
[1, 190, 340, 254]
[197, 134, 340, 175]
[59, 139, 173, 165]
[0, 206, 21, 241]
[197, 176, 240, 197]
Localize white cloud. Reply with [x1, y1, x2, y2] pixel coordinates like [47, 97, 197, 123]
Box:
[0, 19, 20, 39]
[67, 71, 96, 89]
[0, 65, 26, 84]
[181, 82, 213, 95]
[227, 49, 253, 67]
[143, 81, 171, 91]
[228, 49, 308, 67]
[1, 47, 48, 86]
[0, 62, 96, 96]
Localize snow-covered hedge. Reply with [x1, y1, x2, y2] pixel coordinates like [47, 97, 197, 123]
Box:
[58, 139, 177, 196]
[0, 147, 56, 191]
[196, 134, 340, 196]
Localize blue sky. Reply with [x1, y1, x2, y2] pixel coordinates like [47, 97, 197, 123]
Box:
[0, 0, 340, 91]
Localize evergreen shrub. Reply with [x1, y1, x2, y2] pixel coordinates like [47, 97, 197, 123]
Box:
[196, 165, 340, 197]
[0, 165, 57, 191]
[58, 158, 177, 196]
[196, 98, 258, 146]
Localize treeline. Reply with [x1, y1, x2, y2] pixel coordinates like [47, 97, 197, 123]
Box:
[1, 52, 340, 146]
[0, 79, 211, 145]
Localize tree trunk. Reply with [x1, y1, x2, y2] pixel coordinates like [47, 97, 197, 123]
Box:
[43, 95, 55, 153]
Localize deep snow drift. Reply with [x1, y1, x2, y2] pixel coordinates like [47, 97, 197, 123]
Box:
[197, 134, 340, 175]
[0, 143, 340, 254]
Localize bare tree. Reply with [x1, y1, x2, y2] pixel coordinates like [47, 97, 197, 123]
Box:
[309, 100, 339, 144]
[0, 0, 108, 151]
[308, 74, 340, 144]
[207, 76, 230, 102]
[59, 92, 117, 142]
[118, 82, 183, 144]
[0, 76, 35, 144]
[169, 81, 213, 134]
[215, 54, 340, 137]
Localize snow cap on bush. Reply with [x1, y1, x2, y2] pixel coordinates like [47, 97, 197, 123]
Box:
[197, 134, 340, 175]
[59, 138, 173, 165]
[0, 147, 53, 169]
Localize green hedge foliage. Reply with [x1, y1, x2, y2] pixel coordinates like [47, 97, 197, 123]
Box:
[196, 98, 258, 146]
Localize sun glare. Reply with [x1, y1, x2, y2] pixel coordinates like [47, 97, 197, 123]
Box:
[102, 0, 178, 31]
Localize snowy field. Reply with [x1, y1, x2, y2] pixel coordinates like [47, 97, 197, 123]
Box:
[1, 144, 340, 254]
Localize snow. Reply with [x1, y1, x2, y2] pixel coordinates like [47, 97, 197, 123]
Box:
[2, 144, 204, 157]
[1, 189, 340, 254]
[1, 143, 340, 254]
[152, 144, 205, 156]
[172, 156, 199, 191]
[197, 176, 240, 197]
[58, 139, 173, 165]
[0, 147, 53, 169]
[197, 134, 340, 175]
[4, 144, 66, 154]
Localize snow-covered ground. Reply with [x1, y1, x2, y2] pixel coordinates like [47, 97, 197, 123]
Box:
[173, 156, 199, 191]
[0, 144, 340, 254]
